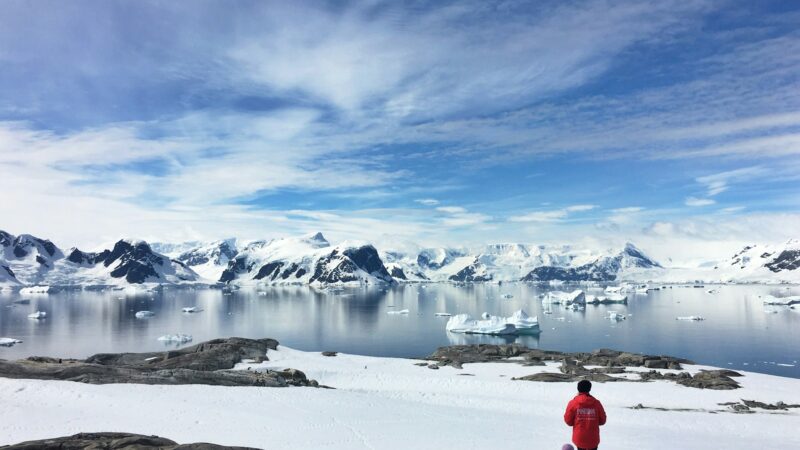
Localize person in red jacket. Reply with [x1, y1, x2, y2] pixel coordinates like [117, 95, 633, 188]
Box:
[564, 380, 607, 450]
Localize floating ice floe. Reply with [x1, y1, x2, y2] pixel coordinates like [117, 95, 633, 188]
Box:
[387, 309, 409, 315]
[446, 309, 539, 335]
[586, 294, 627, 304]
[607, 311, 627, 321]
[157, 334, 193, 344]
[135, 310, 155, 318]
[434, 312, 452, 317]
[567, 303, 584, 311]
[542, 290, 585, 306]
[761, 295, 800, 306]
[500, 294, 514, 299]
[676, 316, 705, 321]
[27, 311, 46, 319]
[0, 337, 22, 347]
[20, 286, 50, 295]
[764, 309, 779, 314]
[182, 306, 202, 313]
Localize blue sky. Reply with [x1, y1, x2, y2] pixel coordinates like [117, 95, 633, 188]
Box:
[1, 0, 799, 259]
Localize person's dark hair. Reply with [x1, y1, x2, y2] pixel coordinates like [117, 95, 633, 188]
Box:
[577, 379, 592, 393]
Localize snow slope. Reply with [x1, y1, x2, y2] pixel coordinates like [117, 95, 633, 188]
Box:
[171, 239, 238, 281]
[0, 346, 797, 449]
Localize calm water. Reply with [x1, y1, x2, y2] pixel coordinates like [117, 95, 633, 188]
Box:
[1, 284, 798, 378]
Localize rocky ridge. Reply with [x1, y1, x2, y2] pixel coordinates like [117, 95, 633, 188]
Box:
[0, 337, 320, 388]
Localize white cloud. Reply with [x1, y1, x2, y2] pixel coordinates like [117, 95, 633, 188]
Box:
[415, 198, 440, 206]
[610, 206, 644, 214]
[436, 206, 468, 214]
[685, 197, 716, 207]
[509, 205, 597, 223]
[695, 166, 766, 197]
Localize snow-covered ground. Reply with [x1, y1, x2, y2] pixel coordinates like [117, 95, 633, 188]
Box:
[0, 346, 797, 449]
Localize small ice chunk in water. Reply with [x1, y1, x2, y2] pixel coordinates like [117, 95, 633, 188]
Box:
[0, 337, 22, 347]
[182, 306, 202, 313]
[676, 316, 704, 321]
[387, 309, 409, 315]
[157, 334, 193, 344]
[435, 312, 452, 317]
[135, 311, 155, 318]
[27, 311, 47, 319]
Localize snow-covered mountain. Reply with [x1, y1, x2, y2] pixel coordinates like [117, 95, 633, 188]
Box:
[157, 239, 238, 281]
[381, 242, 661, 283]
[219, 232, 394, 286]
[0, 263, 21, 289]
[0, 230, 202, 288]
[4, 227, 800, 288]
[707, 240, 800, 283]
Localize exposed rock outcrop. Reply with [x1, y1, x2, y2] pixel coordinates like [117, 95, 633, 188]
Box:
[0, 337, 319, 388]
[0, 432, 259, 449]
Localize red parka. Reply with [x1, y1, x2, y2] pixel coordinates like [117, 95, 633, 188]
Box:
[564, 392, 607, 449]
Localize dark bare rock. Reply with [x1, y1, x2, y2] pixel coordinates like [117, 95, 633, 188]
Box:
[427, 345, 690, 371]
[0, 432, 260, 449]
[677, 370, 742, 390]
[322, 351, 338, 357]
[426, 344, 741, 389]
[0, 337, 318, 388]
[514, 372, 624, 383]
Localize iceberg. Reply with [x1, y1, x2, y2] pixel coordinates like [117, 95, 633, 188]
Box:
[157, 334, 193, 344]
[762, 295, 800, 306]
[607, 311, 627, 321]
[446, 314, 517, 335]
[0, 337, 22, 347]
[387, 309, 409, 315]
[586, 294, 627, 304]
[135, 310, 155, 318]
[676, 316, 705, 321]
[606, 283, 647, 294]
[446, 309, 539, 335]
[542, 289, 585, 305]
[27, 311, 46, 319]
[506, 309, 540, 334]
[182, 306, 202, 313]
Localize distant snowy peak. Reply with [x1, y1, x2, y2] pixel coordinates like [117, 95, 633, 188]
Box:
[220, 234, 392, 286]
[387, 241, 662, 283]
[68, 240, 201, 284]
[714, 240, 800, 282]
[521, 242, 660, 282]
[0, 230, 63, 268]
[173, 239, 238, 281]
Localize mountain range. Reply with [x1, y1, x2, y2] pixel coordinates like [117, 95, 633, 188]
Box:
[1, 229, 799, 289]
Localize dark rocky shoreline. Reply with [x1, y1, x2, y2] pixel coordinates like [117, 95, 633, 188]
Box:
[0, 432, 260, 449]
[0, 337, 319, 388]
